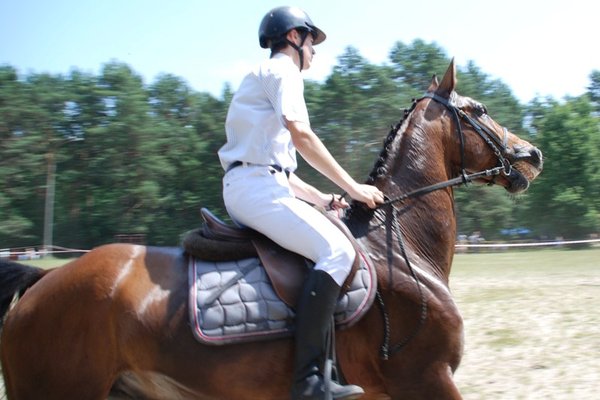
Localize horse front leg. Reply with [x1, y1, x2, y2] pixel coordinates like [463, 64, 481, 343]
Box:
[416, 363, 462, 400]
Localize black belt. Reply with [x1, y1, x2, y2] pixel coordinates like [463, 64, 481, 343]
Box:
[227, 161, 290, 177]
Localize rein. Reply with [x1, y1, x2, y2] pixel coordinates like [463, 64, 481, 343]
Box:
[380, 166, 503, 206]
[373, 92, 513, 360]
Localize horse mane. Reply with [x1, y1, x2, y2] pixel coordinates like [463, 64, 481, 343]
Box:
[345, 98, 419, 229]
[366, 99, 418, 185]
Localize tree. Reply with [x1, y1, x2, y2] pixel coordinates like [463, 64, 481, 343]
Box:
[457, 61, 524, 133]
[388, 39, 451, 95]
[452, 62, 528, 239]
[0, 66, 38, 243]
[2, 44, 597, 249]
[307, 47, 408, 192]
[0, 67, 78, 247]
[57, 62, 158, 247]
[588, 70, 600, 112]
[524, 96, 600, 238]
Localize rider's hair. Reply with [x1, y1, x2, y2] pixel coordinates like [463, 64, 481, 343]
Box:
[269, 28, 312, 57]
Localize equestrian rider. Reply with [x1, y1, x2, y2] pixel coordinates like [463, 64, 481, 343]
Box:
[218, 6, 384, 399]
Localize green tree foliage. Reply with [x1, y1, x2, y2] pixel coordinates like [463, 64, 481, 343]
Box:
[451, 62, 528, 240]
[0, 66, 37, 240]
[306, 47, 407, 190]
[524, 96, 600, 238]
[588, 70, 600, 112]
[1, 40, 598, 249]
[388, 39, 451, 96]
[0, 66, 74, 245]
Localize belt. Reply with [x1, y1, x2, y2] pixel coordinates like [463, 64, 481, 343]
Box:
[227, 161, 290, 177]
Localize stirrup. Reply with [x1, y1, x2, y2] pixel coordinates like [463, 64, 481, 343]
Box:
[291, 374, 364, 400]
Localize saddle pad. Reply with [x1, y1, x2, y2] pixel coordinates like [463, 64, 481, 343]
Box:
[189, 253, 377, 345]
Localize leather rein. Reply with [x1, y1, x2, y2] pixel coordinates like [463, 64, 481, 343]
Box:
[375, 93, 514, 359]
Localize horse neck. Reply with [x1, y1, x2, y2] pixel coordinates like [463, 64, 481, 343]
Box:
[348, 107, 457, 283]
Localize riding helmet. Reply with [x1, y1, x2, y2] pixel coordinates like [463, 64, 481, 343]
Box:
[258, 6, 326, 49]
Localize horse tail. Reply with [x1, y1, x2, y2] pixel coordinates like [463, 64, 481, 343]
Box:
[0, 260, 45, 325]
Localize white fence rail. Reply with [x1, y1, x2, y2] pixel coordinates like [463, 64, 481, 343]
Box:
[2, 238, 599, 259]
[456, 238, 600, 249]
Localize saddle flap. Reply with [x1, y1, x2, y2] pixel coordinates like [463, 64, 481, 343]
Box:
[252, 236, 308, 307]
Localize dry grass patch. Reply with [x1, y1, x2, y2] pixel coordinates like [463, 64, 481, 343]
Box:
[451, 248, 600, 399]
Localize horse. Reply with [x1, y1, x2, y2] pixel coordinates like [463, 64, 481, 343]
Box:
[0, 60, 542, 400]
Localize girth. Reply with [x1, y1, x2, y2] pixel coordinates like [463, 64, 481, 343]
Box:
[183, 208, 362, 307]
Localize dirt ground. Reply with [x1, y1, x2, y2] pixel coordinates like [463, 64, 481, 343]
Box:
[451, 250, 600, 399]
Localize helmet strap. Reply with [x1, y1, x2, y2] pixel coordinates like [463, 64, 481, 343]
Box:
[285, 30, 309, 71]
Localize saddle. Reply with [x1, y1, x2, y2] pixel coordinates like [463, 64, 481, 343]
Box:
[183, 208, 362, 307]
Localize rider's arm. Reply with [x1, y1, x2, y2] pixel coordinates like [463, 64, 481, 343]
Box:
[287, 172, 328, 206]
[287, 172, 348, 209]
[286, 119, 383, 209]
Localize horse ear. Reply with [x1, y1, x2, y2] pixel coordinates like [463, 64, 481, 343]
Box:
[436, 58, 457, 98]
[427, 75, 439, 92]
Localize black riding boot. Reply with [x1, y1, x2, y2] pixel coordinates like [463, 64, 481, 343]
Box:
[290, 269, 364, 400]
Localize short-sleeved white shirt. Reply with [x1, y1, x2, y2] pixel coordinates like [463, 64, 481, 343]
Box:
[218, 53, 310, 172]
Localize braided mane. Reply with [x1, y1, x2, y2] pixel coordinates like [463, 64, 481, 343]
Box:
[345, 99, 418, 227]
[365, 99, 418, 185]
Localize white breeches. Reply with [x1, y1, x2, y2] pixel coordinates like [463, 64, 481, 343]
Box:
[223, 165, 355, 286]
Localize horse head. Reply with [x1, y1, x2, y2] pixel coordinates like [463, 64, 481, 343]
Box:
[347, 58, 545, 288]
[425, 59, 543, 193]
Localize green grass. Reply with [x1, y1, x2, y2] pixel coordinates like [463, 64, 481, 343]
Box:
[17, 256, 75, 269]
[452, 247, 600, 276]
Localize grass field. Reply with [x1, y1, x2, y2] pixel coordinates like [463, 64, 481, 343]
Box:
[4, 248, 600, 399]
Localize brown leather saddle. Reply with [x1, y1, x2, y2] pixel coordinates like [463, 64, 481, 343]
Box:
[183, 208, 363, 307]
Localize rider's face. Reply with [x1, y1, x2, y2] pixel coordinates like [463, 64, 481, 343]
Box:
[301, 35, 315, 71]
[287, 29, 315, 71]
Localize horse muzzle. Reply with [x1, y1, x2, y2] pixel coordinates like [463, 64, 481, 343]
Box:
[505, 145, 543, 193]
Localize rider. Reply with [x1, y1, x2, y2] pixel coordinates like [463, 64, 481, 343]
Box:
[218, 6, 384, 399]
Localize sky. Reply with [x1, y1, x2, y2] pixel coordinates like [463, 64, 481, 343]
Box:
[1, 0, 598, 103]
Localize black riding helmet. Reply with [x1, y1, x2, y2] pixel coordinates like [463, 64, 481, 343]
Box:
[258, 6, 326, 70]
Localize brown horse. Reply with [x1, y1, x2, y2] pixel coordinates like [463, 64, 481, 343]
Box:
[0, 60, 542, 400]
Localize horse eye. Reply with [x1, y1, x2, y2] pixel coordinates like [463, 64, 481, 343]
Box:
[476, 104, 488, 116]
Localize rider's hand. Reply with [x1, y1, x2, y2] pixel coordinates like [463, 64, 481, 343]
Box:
[348, 183, 385, 209]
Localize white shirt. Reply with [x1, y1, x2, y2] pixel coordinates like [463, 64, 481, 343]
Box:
[218, 53, 310, 172]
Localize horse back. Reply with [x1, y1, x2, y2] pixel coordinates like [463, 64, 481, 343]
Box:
[1, 243, 193, 399]
[4, 243, 187, 335]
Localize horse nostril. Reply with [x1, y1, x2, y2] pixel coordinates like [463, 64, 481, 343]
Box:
[513, 145, 543, 169]
[530, 148, 543, 168]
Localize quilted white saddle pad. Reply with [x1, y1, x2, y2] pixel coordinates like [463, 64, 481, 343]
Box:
[188, 253, 376, 345]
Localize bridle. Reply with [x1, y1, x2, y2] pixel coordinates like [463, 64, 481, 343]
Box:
[375, 92, 515, 359]
[380, 92, 514, 207]
[430, 92, 513, 180]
